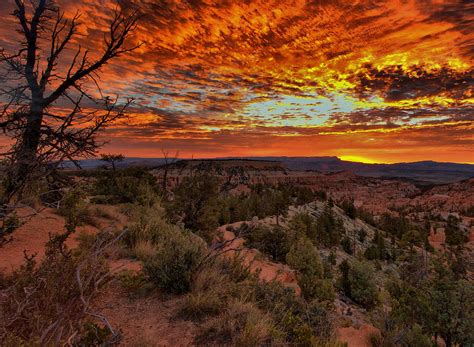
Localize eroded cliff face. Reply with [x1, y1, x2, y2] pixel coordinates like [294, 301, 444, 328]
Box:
[410, 178, 474, 213]
[153, 160, 474, 252]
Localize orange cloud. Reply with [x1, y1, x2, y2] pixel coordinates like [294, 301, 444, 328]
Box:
[0, 0, 472, 163]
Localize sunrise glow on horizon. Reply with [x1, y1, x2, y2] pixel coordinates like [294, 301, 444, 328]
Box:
[0, 0, 472, 163]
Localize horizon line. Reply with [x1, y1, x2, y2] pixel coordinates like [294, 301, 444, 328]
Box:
[90, 155, 474, 166]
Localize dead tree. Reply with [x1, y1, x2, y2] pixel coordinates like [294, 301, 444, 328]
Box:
[100, 153, 125, 172]
[0, 0, 141, 208]
[161, 149, 179, 194]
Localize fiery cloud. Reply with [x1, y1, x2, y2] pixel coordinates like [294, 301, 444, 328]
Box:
[0, 0, 472, 162]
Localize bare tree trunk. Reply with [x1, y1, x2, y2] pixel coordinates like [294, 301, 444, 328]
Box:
[19, 107, 43, 167]
[2, 105, 43, 206]
[162, 165, 169, 193]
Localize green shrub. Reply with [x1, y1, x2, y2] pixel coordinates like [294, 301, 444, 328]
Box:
[305, 300, 336, 342]
[340, 260, 379, 309]
[387, 254, 474, 347]
[401, 229, 424, 247]
[369, 317, 431, 347]
[357, 229, 367, 243]
[364, 245, 380, 260]
[403, 325, 432, 347]
[341, 236, 353, 254]
[123, 207, 179, 251]
[216, 254, 253, 284]
[76, 322, 113, 346]
[250, 280, 336, 344]
[119, 271, 154, 298]
[288, 213, 318, 242]
[328, 251, 337, 265]
[244, 225, 290, 262]
[445, 215, 468, 246]
[166, 173, 220, 235]
[286, 237, 323, 277]
[315, 206, 345, 247]
[57, 187, 98, 231]
[341, 200, 357, 219]
[279, 300, 336, 345]
[378, 213, 413, 240]
[299, 276, 336, 303]
[143, 230, 207, 294]
[131, 240, 157, 261]
[280, 311, 316, 346]
[323, 257, 334, 279]
[250, 279, 302, 320]
[286, 237, 334, 301]
[1, 213, 21, 235]
[91, 167, 161, 206]
[214, 184, 315, 228]
[364, 231, 392, 261]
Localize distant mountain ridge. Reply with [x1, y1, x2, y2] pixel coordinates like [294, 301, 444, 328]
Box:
[63, 157, 168, 169]
[66, 156, 474, 184]
[232, 157, 474, 184]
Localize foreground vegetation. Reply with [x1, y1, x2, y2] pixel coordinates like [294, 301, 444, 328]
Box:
[1, 165, 473, 346]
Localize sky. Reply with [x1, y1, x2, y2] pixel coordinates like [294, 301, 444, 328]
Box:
[0, 0, 473, 163]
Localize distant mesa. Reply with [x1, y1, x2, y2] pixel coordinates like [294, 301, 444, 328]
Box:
[63, 156, 474, 184]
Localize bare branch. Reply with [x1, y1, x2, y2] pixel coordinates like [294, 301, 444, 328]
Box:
[0, 0, 140, 207]
[44, 9, 141, 107]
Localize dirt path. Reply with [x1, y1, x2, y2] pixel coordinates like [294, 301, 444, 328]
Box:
[95, 282, 197, 347]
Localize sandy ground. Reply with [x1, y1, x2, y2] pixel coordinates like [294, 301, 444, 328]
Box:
[0, 205, 126, 273]
[0, 208, 96, 273]
[95, 281, 197, 347]
[337, 325, 378, 347]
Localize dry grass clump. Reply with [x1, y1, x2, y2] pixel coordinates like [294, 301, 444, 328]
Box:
[132, 239, 157, 261]
[180, 264, 233, 320]
[179, 254, 339, 346]
[248, 279, 338, 345]
[195, 300, 274, 346]
[118, 271, 154, 298]
[122, 204, 175, 250]
[92, 206, 116, 220]
[179, 252, 255, 320]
